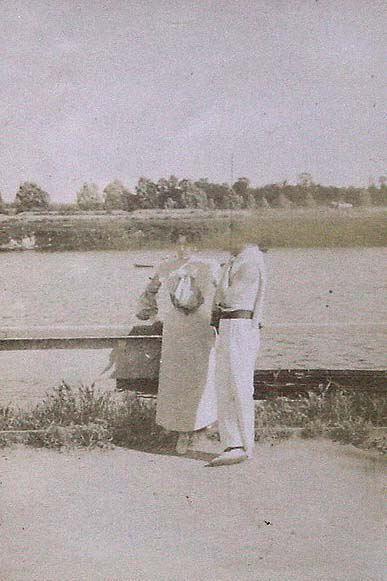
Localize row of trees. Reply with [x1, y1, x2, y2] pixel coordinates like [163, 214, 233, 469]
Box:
[1, 174, 386, 213]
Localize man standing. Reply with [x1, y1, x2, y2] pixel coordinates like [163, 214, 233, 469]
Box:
[209, 242, 267, 466]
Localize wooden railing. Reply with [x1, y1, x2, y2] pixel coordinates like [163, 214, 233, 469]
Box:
[0, 324, 162, 351]
[1, 322, 385, 398]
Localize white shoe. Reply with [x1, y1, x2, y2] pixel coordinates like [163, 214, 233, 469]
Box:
[207, 448, 248, 467]
[176, 432, 192, 455]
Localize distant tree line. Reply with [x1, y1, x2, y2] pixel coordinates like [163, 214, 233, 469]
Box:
[1, 173, 386, 213]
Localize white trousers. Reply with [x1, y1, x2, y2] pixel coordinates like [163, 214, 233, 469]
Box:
[215, 319, 260, 457]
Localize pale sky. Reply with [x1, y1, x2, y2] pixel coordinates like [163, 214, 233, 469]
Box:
[0, 0, 385, 201]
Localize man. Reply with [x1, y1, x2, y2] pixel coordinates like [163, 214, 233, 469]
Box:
[209, 241, 267, 466]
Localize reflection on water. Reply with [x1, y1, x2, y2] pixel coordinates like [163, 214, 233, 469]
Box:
[0, 248, 386, 405]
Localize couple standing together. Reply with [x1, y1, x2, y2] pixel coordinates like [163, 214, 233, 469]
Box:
[136, 240, 267, 466]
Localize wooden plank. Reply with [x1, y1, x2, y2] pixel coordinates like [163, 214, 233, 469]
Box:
[253, 369, 386, 398]
[0, 322, 163, 351]
[117, 369, 386, 397]
[0, 324, 135, 337]
[0, 335, 161, 351]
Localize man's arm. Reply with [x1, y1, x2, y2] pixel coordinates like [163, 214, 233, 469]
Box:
[252, 257, 267, 328]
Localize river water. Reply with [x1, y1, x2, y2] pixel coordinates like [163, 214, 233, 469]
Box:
[0, 248, 386, 406]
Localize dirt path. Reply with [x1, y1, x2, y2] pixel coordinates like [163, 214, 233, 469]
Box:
[1, 440, 385, 581]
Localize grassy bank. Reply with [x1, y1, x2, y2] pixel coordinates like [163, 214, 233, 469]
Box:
[0, 207, 386, 250]
[1, 383, 385, 452]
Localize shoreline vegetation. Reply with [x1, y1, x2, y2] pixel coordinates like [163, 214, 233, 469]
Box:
[1, 383, 385, 453]
[0, 207, 386, 251]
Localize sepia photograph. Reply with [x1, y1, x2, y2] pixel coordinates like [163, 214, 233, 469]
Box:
[0, 1, 385, 579]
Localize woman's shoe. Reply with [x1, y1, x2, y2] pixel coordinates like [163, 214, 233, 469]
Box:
[176, 432, 192, 455]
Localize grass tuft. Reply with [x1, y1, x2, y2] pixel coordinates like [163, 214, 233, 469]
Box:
[254, 388, 386, 451]
[0, 383, 385, 452]
[0, 383, 175, 451]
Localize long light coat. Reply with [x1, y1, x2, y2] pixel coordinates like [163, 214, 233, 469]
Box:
[155, 256, 220, 432]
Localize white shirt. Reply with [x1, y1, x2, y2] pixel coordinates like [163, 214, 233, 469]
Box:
[215, 245, 267, 323]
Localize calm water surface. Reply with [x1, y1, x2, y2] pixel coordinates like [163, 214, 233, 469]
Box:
[0, 248, 385, 405]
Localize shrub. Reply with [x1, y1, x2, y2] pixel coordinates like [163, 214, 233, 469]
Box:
[103, 180, 139, 211]
[301, 191, 317, 207]
[76, 183, 102, 210]
[15, 182, 50, 212]
[272, 192, 292, 208]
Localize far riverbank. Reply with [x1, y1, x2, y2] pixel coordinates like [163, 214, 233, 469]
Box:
[0, 207, 386, 251]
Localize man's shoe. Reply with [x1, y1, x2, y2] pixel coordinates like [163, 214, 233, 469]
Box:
[207, 447, 248, 467]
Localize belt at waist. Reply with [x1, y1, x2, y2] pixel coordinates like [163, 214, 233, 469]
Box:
[219, 309, 253, 320]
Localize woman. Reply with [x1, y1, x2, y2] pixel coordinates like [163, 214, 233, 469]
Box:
[136, 247, 220, 453]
